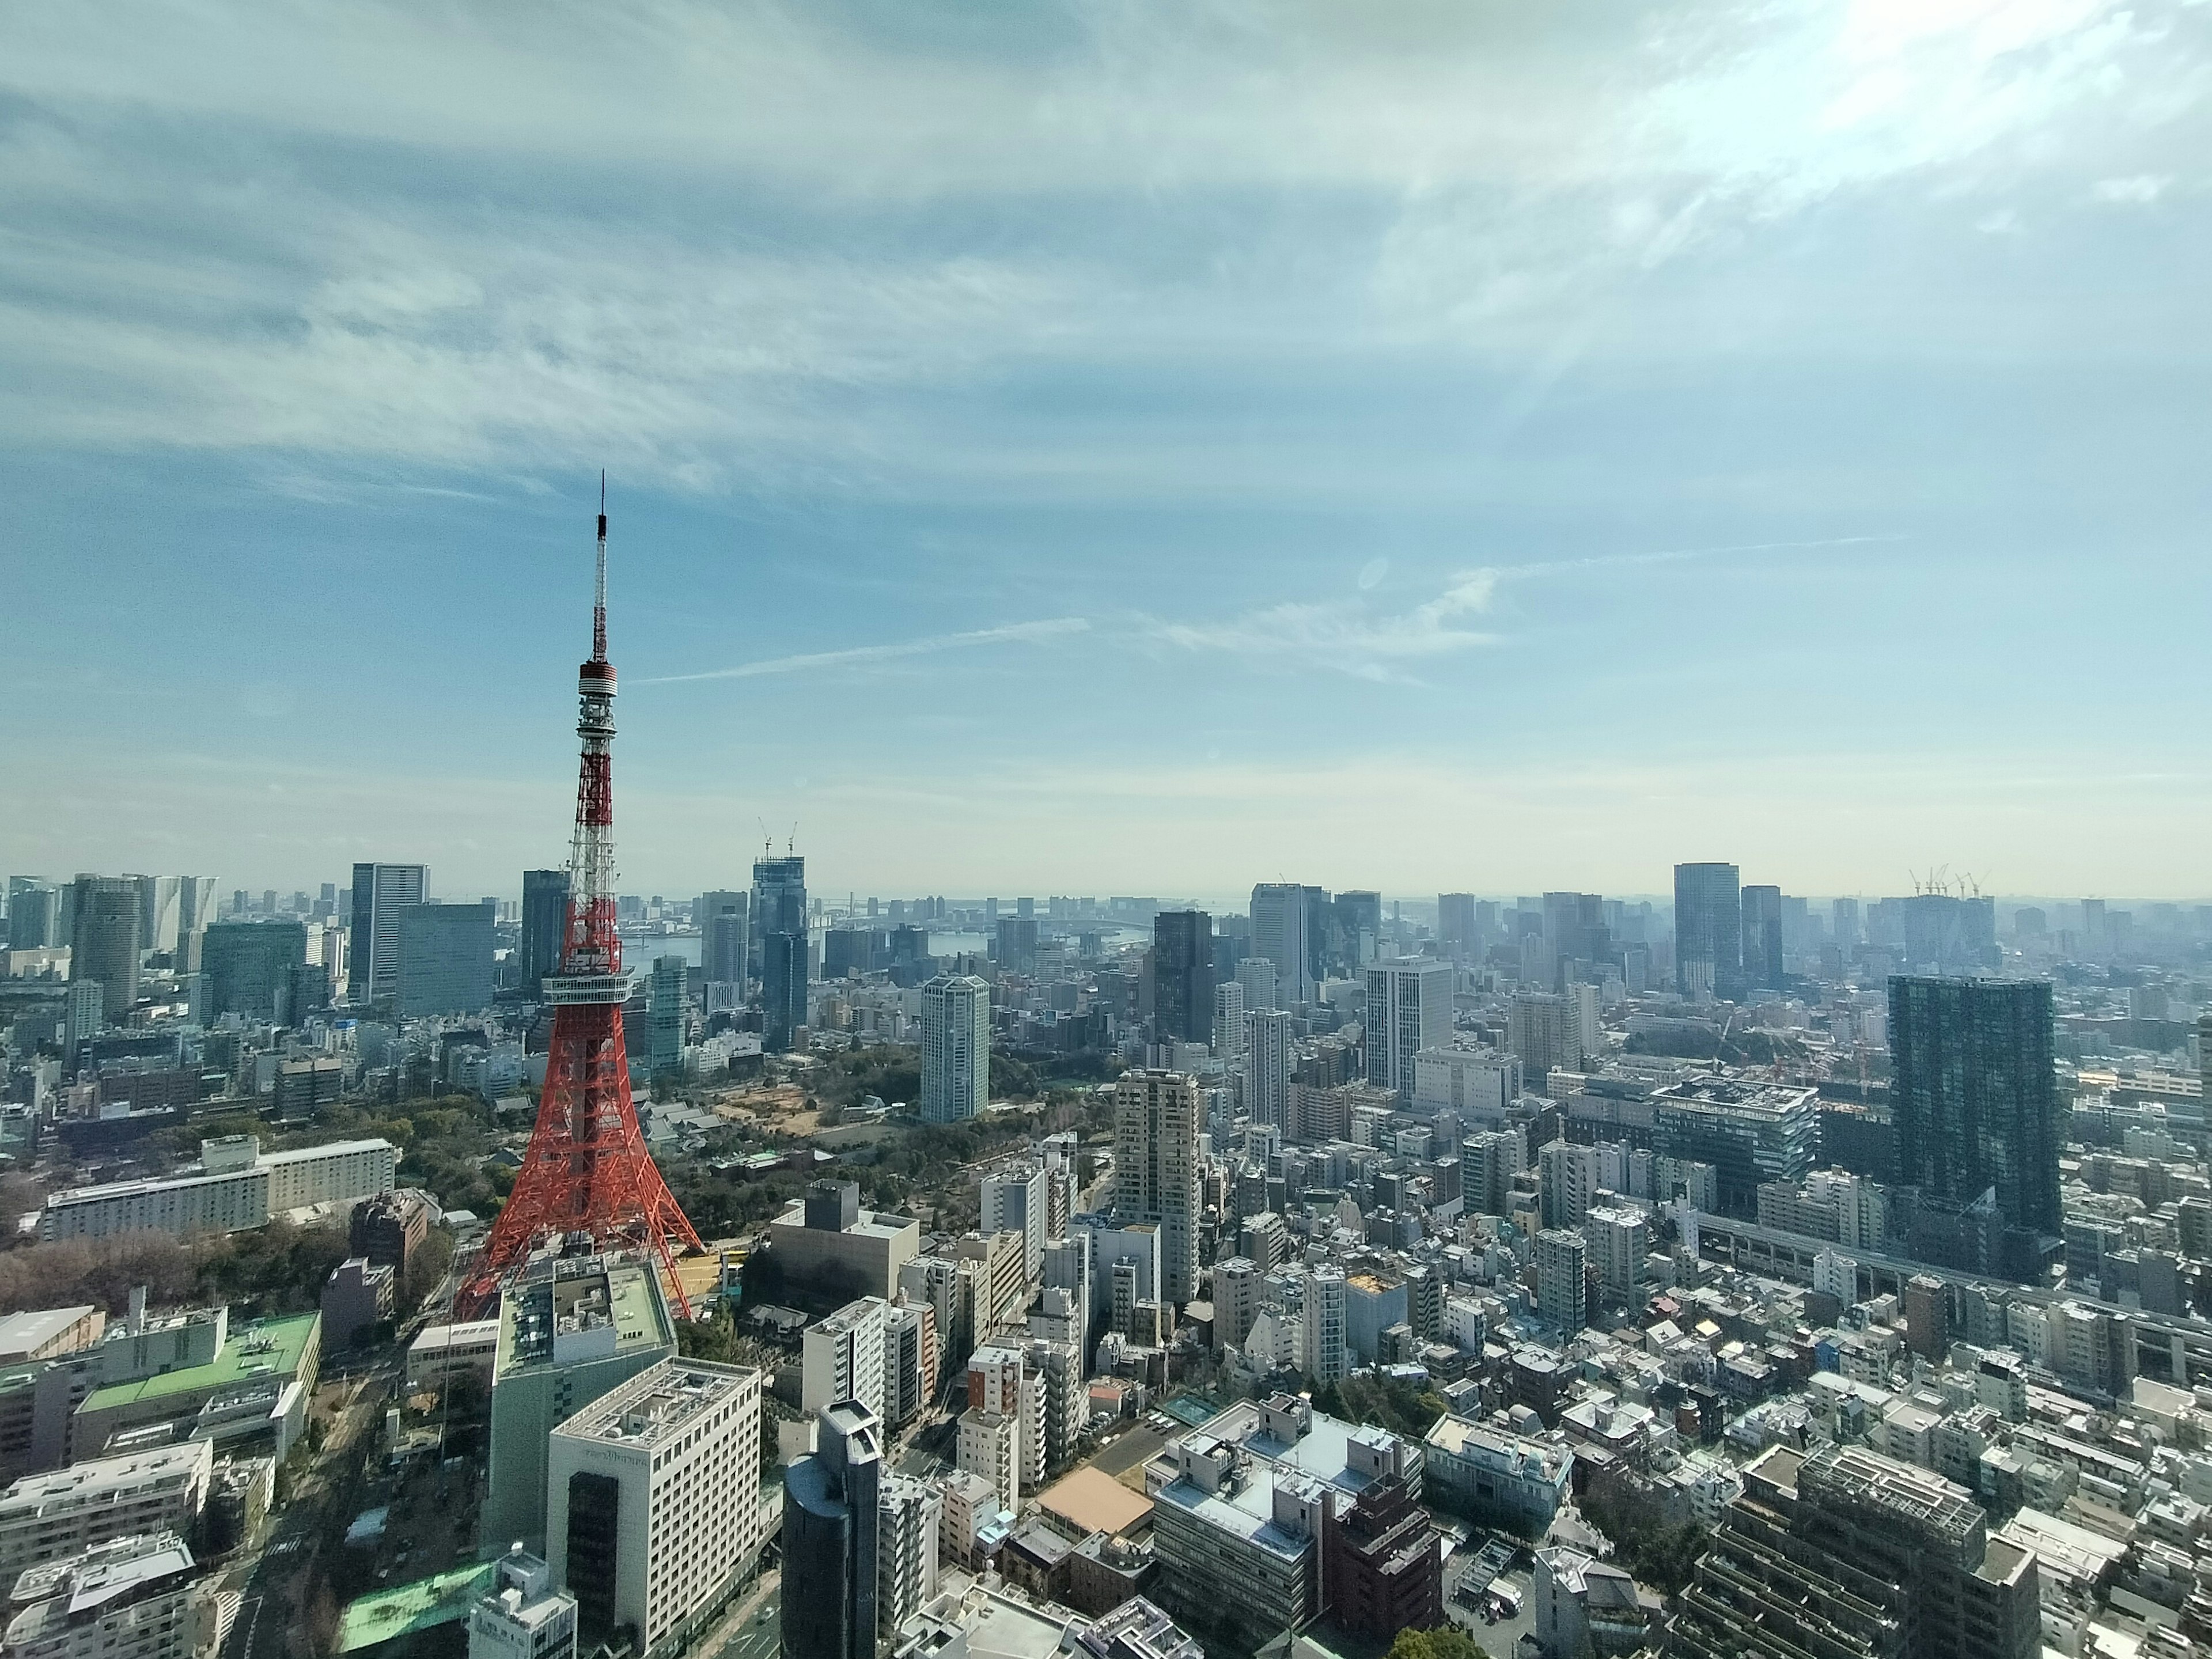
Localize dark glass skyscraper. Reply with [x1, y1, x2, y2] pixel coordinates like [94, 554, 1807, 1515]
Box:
[520, 868, 570, 995]
[202, 919, 308, 1022]
[1673, 862, 1741, 999]
[1889, 976, 2060, 1238]
[782, 1402, 881, 1659]
[69, 875, 142, 1020]
[1152, 909, 1214, 1046]
[753, 855, 808, 1051]
[1741, 884, 1783, 991]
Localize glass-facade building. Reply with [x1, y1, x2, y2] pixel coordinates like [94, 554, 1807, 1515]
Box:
[1889, 975, 2059, 1237]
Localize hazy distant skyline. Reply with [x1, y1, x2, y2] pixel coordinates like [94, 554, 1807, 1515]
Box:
[4, 3, 2208, 898]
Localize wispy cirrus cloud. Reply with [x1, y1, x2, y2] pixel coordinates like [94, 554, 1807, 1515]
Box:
[1150, 571, 1500, 681]
[639, 616, 1090, 684]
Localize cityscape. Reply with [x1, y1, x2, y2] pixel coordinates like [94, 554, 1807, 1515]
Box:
[4, 9, 2210, 1659]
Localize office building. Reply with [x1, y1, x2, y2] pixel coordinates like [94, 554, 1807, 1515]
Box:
[1300, 1264, 1347, 1384]
[200, 921, 308, 1024]
[2, 1532, 209, 1659]
[1213, 980, 1246, 1062]
[1362, 958, 1451, 1099]
[63, 982, 104, 1060]
[784, 1402, 882, 1659]
[1671, 1444, 2037, 1659]
[0, 1441, 214, 1584]
[349, 862, 429, 1004]
[40, 1137, 397, 1241]
[994, 916, 1039, 975]
[767, 1183, 921, 1303]
[1438, 893, 1479, 960]
[1415, 1048, 1521, 1119]
[1422, 1418, 1574, 1532]
[1507, 992, 1576, 1079]
[1247, 1010, 1295, 1135]
[396, 900, 496, 1017]
[921, 975, 991, 1123]
[173, 877, 217, 972]
[68, 877, 141, 1023]
[482, 1254, 677, 1556]
[1214, 1258, 1260, 1353]
[762, 931, 808, 1053]
[1535, 1229, 1587, 1331]
[1650, 1078, 1818, 1218]
[469, 1546, 578, 1659]
[979, 1165, 1047, 1282]
[545, 1359, 766, 1659]
[1151, 911, 1214, 1046]
[521, 870, 571, 996]
[1235, 956, 1277, 1014]
[8, 884, 58, 950]
[749, 855, 806, 976]
[1741, 884, 1783, 991]
[648, 955, 687, 1075]
[697, 890, 747, 987]
[1113, 1069, 1203, 1304]
[134, 876, 181, 959]
[1888, 976, 2061, 1238]
[1249, 884, 1315, 1007]
[804, 1297, 889, 1426]
[1673, 862, 1741, 1001]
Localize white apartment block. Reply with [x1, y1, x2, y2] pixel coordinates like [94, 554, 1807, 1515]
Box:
[1300, 1266, 1347, 1384]
[802, 1298, 888, 1426]
[877, 1474, 942, 1635]
[0, 1442, 214, 1583]
[469, 1546, 578, 1659]
[957, 1408, 1019, 1516]
[1413, 1048, 1521, 1119]
[1363, 960, 1453, 1097]
[545, 1361, 765, 1659]
[967, 1344, 1046, 1493]
[921, 975, 991, 1124]
[3, 1532, 214, 1659]
[979, 1165, 1048, 1283]
[40, 1137, 397, 1241]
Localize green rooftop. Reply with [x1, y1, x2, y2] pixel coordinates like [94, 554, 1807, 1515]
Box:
[78, 1312, 319, 1413]
[336, 1563, 496, 1653]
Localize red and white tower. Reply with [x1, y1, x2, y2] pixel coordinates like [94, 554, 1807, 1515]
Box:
[461, 483, 701, 1316]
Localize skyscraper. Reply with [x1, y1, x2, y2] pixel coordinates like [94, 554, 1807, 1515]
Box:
[750, 854, 806, 978]
[763, 933, 809, 1053]
[1300, 1263, 1347, 1383]
[1212, 981, 1246, 1062]
[783, 1402, 882, 1659]
[1234, 956, 1277, 1013]
[1506, 991, 1575, 1080]
[1438, 893, 1479, 960]
[395, 900, 497, 1017]
[1247, 1010, 1295, 1136]
[349, 862, 429, 1005]
[1363, 959, 1452, 1099]
[698, 889, 747, 986]
[202, 919, 309, 1023]
[1250, 883, 1315, 1007]
[921, 974, 991, 1122]
[175, 877, 217, 972]
[1741, 884, 1783, 991]
[1889, 976, 2061, 1239]
[1534, 1229, 1587, 1331]
[649, 954, 688, 1075]
[1673, 862, 1741, 1000]
[521, 870, 570, 996]
[68, 876, 141, 1020]
[1115, 1069, 1202, 1304]
[1151, 910, 1214, 1046]
[134, 876, 181, 958]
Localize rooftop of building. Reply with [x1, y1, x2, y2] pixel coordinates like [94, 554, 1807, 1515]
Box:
[1650, 1077, 1819, 1117]
[77, 1312, 318, 1414]
[1424, 1415, 1573, 1480]
[495, 1252, 671, 1375]
[407, 1319, 500, 1355]
[1182, 1396, 1414, 1497]
[1036, 1467, 1153, 1539]
[770, 1199, 918, 1241]
[336, 1562, 497, 1654]
[551, 1358, 756, 1450]
[0, 1439, 212, 1511]
[6, 1531, 196, 1634]
[0, 1306, 97, 1360]
[1153, 1459, 1317, 1565]
[46, 1139, 396, 1206]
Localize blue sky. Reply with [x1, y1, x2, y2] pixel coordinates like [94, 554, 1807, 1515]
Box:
[3, 1, 2208, 903]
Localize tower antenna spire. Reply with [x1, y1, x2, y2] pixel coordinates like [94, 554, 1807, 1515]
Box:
[592, 471, 608, 663]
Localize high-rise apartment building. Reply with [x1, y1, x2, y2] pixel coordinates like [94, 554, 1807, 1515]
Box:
[396, 900, 497, 1017]
[979, 1165, 1047, 1282]
[1534, 1229, 1587, 1331]
[874, 1474, 941, 1639]
[804, 1297, 889, 1426]
[1672, 1444, 2037, 1659]
[349, 862, 429, 1005]
[1363, 959, 1452, 1099]
[544, 1359, 765, 1659]
[1889, 976, 2061, 1239]
[1673, 862, 1741, 1001]
[1247, 1010, 1296, 1136]
[1151, 911, 1214, 1046]
[1114, 1070, 1203, 1305]
[696, 890, 747, 986]
[69, 876, 142, 1023]
[1234, 956, 1278, 1013]
[1249, 884, 1315, 1006]
[1741, 884, 1783, 991]
[921, 974, 991, 1123]
[1506, 992, 1575, 1079]
[521, 870, 570, 996]
[1300, 1264, 1348, 1383]
[1213, 980, 1247, 1062]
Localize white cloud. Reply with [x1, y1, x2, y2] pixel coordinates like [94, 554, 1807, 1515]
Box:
[1153, 571, 1498, 679]
[639, 617, 1090, 683]
[2094, 174, 2172, 203]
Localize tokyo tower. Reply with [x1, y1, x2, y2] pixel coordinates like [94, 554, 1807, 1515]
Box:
[460, 482, 702, 1317]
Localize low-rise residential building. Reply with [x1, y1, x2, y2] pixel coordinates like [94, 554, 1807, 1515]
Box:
[1422, 1417, 1574, 1532]
[0, 1442, 215, 1584]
